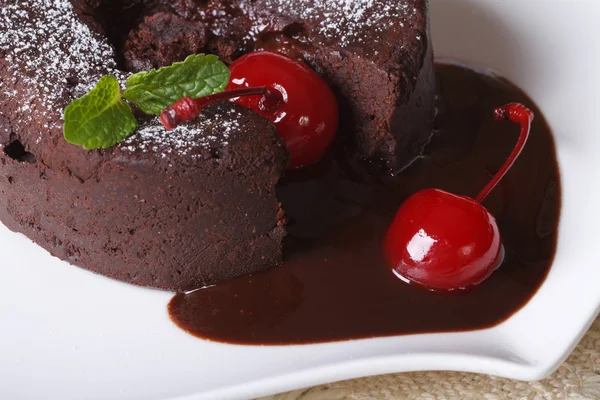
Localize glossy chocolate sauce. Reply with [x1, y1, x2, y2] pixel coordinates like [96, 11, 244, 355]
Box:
[169, 63, 561, 344]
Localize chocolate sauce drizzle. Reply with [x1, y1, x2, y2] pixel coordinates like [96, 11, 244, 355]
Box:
[169, 63, 561, 345]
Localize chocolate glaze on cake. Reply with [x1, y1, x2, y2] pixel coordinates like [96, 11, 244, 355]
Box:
[0, 0, 434, 290]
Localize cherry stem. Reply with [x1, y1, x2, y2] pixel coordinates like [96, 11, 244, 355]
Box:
[160, 86, 284, 130]
[474, 103, 534, 203]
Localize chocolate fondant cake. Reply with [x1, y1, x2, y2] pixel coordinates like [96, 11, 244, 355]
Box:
[0, 0, 435, 290]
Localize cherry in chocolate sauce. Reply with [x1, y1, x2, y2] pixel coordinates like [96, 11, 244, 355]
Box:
[169, 63, 561, 345]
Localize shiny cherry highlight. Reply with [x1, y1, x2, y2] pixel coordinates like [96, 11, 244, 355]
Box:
[226, 51, 339, 169]
[383, 103, 534, 291]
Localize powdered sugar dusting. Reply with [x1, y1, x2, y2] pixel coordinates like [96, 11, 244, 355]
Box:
[252, 0, 420, 47]
[0, 0, 421, 153]
[0, 0, 116, 131]
[121, 107, 243, 157]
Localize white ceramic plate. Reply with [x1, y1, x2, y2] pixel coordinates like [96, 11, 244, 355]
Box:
[1, 0, 599, 399]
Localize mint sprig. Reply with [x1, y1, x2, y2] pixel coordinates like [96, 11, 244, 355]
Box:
[63, 76, 137, 150]
[63, 53, 230, 150]
[123, 54, 230, 115]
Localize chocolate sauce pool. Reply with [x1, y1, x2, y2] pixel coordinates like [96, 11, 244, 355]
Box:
[169, 63, 561, 344]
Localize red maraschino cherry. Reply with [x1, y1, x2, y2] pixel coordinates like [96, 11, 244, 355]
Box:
[227, 51, 339, 169]
[383, 103, 534, 291]
[160, 51, 339, 169]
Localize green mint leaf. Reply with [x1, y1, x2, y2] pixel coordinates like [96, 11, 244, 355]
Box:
[122, 54, 230, 115]
[64, 76, 137, 150]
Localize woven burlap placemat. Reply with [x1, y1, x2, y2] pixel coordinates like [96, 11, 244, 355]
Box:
[261, 316, 600, 400]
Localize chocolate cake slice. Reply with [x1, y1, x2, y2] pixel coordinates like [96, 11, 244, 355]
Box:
[0, 101, 287, 291]
[0, 0, 434, 291]
[0, 0, 286, 291]
[249, 0, 435, 172]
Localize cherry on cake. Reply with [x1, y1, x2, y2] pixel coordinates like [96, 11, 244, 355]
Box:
[0, 0, 435, 291]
